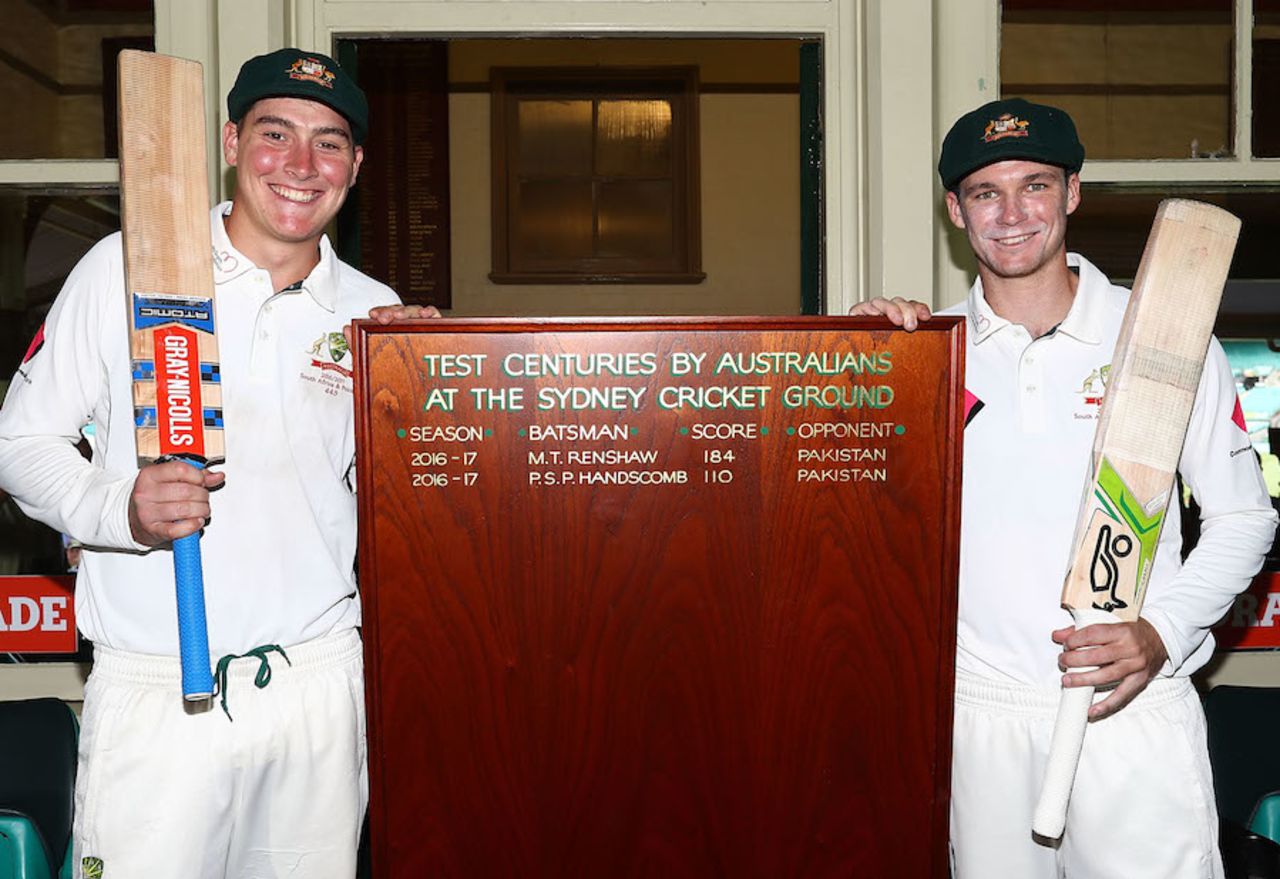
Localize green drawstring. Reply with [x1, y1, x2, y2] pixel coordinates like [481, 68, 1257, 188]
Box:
[213, 644, 291, 721]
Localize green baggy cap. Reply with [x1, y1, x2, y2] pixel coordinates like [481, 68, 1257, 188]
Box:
[227, 48, 368, 144]
[939, 97, 1084, 191]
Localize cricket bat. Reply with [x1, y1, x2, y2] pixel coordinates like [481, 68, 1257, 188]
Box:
[1031, 199, 1240, 838]
[118, 50, 221, 701]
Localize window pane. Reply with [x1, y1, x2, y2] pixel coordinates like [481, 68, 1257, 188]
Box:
[491, 65, 701, 282]
[1, 5, 154, 160]
[596, 100, 673, 177]
[1001, 1, 1233, 160]
[517, 100, 593, 176]
[598, 181, 673, 259]
[515, 180, 593, 260]
[1255, 9, 1280, 158]
[1, 192, 120, 378]
[1067, 188, 1280, 282]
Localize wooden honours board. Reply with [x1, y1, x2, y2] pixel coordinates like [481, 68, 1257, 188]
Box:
[355, 317, 965, 878]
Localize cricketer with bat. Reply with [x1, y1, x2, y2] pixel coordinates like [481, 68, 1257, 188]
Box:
[0, 49, 432, 877]
[854, 98, 1277, 877]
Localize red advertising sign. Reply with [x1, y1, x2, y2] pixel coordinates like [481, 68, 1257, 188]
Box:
[1215, 571, 1280, 651]
[0, 576, 76, 653]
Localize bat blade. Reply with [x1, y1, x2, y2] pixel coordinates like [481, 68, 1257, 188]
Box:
[118, 49, 219, 701]
[1032, 199, 1241, 838]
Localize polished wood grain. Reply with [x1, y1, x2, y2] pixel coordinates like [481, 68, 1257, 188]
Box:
[355, 317, 964, 878]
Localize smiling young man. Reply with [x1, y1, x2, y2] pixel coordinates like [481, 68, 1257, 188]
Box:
[0, 49, 433, 878]
[854, 98, 1276, 877]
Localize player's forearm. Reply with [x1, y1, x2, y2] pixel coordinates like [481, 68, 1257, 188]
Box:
[0, 434, 141, 551]
[1144, 505, 1278, 670]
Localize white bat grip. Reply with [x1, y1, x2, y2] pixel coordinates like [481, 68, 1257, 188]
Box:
[1032, 607, 1121, 839]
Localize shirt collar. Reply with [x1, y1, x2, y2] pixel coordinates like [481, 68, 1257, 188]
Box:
[1052, 253, 1107, 345]
[965, 252, 1108, 346]
[210, 202, 339, 313]
[964, 279, 1012, 346]
[304, 236, 339, 312]
[210, 203, 253, 284]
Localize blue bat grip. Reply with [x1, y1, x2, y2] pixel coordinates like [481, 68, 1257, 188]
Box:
[172, 460, 214, 700]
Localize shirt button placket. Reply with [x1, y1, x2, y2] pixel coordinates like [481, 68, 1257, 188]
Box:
[1020, 340, 1045, 433]
[249, 279, 275, 376]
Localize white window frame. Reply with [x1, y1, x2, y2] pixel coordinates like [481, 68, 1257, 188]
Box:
[934, 0, 1280, 308]
[282, 0, 937, 316]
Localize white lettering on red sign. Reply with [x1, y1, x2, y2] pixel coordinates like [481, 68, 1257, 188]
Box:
[0, 577, 76, 653]
[0, 595, 67, 632]
[1261, 593, 1280, 628]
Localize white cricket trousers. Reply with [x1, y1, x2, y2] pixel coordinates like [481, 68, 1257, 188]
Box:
[951, 671, 1223, 879]
[72, 628, 368, 879]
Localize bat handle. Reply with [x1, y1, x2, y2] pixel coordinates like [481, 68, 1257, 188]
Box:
[170, 458, 215, 702]
[1031, 606, 1120, 839]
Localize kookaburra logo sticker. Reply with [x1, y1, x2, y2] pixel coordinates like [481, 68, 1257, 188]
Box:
[1088, 522, 1133, 611]
[1072, 457, 1166, 614]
